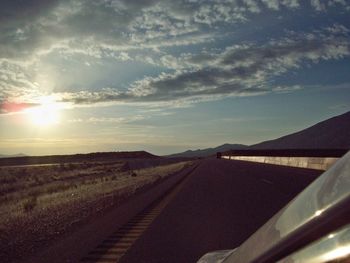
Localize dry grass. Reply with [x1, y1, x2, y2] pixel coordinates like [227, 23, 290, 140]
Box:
[0, 159, 193, 262]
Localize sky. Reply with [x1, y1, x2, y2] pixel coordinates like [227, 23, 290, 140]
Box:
[0, 0, 350, 156]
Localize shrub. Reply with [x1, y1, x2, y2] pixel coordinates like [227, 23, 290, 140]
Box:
[23, 195, 38, 212]
[111, 175, 117, 180]
[21, 168, 28, 177]
[59, 163, 66, 171]
[67, 163, 75, 170]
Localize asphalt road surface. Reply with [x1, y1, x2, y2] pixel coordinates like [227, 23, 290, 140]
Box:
[119, 158, 321, 263]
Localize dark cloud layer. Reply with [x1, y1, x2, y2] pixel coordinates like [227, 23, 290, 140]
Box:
[1, 0, 349, 58]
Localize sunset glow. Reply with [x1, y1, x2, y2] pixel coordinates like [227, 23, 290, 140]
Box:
[24, 97, 61, 127]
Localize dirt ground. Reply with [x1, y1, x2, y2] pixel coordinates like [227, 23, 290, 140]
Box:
[0, 158, 192, 263]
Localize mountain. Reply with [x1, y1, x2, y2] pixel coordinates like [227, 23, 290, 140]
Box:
[250, 111, 350, 149]
[167, 111, 350, 157]
[167, 144, 248, 158]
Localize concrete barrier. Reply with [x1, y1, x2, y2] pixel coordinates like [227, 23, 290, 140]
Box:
[222, 155, 338, 170]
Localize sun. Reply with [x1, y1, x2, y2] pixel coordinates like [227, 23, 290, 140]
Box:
[25, 96, 61, 127]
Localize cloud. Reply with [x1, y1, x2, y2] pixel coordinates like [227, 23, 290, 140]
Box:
[4, 24, 350, 112]
[46, 25, 349, 108]
[0, 60, 45, 104]
[67, 115, 145, 124]
[0, 1, 349, 113]
[0, 101, 39, 114]
[310, 0, 350, 11]
[1, 0, 348, 60]
[310, 0, 323, 11]
[86, 115, 145, 123]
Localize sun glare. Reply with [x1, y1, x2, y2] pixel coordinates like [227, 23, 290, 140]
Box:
[25, 96, 61, 127]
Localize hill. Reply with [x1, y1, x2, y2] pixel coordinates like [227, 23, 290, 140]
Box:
[167, 144, 248, 158]
[0, 153, 26, 158]
[251, 111, 350, 149]
[167, 111, 350, 157]
[0, 151, 158, 166]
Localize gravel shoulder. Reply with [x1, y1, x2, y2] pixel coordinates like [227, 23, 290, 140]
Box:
[0, 159, 193, 263]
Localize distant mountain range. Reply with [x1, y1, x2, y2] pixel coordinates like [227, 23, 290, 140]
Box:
[0, 151, 158, 166]
[0, 153, 26, 158]
[167, 144, 248, 158]
[2, 111, 349, 160]
[168, 111, 350, 157]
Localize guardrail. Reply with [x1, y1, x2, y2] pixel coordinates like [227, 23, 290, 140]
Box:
[217, 149, 348, 171]
[197, 150, 350, 263]
[217, 150, 350, 263]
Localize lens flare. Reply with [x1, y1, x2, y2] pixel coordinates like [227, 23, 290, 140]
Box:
[25, 96, 61, 127]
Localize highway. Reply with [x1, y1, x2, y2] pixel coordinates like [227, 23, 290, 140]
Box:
[22, 158, 321, 263]
[119, 158, 320, 263]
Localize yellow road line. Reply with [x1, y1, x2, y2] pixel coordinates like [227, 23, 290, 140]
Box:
[80, 164, 197, 263]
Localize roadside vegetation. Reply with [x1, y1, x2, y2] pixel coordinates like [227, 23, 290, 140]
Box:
[0, 159, 193, 262]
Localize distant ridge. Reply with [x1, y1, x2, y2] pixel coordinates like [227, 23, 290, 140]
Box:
[166, 144, 248, 158]
[0, 151, 158, 166]
[0, 153, 26, 158]
[168, 111, 350, 157]
[250, 111, 350, 149]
